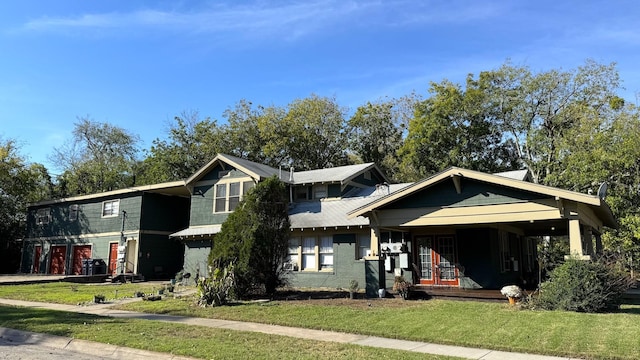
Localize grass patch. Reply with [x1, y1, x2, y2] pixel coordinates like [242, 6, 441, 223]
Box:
[115, 296, 640, 360]
[0, 305, 456, 360]
[0, 282, 161, 305]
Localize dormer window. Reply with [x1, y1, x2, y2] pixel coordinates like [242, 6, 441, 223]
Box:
[213, 180, 255, 213]
[313, 184, 327, 199]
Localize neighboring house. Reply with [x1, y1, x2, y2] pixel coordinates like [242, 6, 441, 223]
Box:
[170, 154, 396, 294]
[348, 167, 617, 292]
[20, 182, 190, 280]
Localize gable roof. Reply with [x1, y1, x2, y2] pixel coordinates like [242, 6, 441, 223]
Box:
[348, 167, 616, 228]
[186, 154, 285, 185]
[31, 180, 190, 207]
[186, 153, 390, 187]
[290, 162, 389, 185]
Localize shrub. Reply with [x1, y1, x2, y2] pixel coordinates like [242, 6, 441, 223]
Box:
[197, 264, 236, 307]
[530, 257, 632, 312]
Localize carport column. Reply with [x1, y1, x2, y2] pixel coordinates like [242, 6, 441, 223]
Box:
[582, 225, 594, 256]
[567, 219, 590, 260]
[595, 233, 604, 254]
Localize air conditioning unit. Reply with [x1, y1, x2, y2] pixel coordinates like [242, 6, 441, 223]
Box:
[283, 262, 297, 271]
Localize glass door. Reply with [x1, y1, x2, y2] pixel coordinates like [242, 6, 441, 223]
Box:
[416, 235, 458, 286]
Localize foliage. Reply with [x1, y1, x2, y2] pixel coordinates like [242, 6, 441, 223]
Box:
[347, 100, 403, 180]
[138, 111, 225, 184]
[50, 117, 140, 196]
[392, 276, 412, 300]
[197, 264, 236, 306]
[208, 176, 290, 297]
[348, 280, 359, 293]
[0, 138, 53, 272]
[398, 78, 519, 180]
[530, 257, 633, 312]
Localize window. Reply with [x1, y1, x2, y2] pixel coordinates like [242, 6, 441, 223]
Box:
[313, 184, 327, 199]
[364, 171, 371, 180]
[294, 186, 309, 201]
[213, 181, 254, 213]
[499, 231, 511, 272]
[102, 200, 120, 218]
[302, 237, 316, 270]
[288, 235, 334, 271]
[68, 204, 79, 221]
[285, 239, 299, 271]
[215, 184, 227, 212]
[357, 234, 371, 259]
[35, 208, 51, 225]
[228, 182, 240, 211]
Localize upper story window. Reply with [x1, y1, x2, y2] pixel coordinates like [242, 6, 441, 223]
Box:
[313, 184, 327, 199]
[68, 204, 79, 221]
[294, 186, 309, 201]
[214, 180, 255, 213]
[35, 208, 51, 225]
[102, 199, 120, 218]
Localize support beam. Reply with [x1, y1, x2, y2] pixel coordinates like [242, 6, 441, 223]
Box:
[566, 219, 590, 260]
[583, 225, 594, 256]
[451, 174, 462, 194]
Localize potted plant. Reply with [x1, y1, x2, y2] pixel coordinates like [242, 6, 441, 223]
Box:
[348, 280, 359, 299]
[393, 276, 412, 300]
[500, 285, 523, 305]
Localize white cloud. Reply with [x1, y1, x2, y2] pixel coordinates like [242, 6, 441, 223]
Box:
[18, 0, 502, 40]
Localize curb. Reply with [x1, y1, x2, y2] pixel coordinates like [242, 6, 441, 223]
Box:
[0, 327, 197, 360]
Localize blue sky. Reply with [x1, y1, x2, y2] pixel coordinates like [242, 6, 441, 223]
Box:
[1, 1, 639, 173]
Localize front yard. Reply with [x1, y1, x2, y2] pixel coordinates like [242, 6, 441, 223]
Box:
[1, 282, 639, 359]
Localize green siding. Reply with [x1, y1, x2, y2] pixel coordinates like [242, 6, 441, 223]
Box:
[27, 195, 143, 239]
[288, 233, 370, 292]
[189, 168, 250, 227]
[327, 184, 341, 197]
[138, 234, 184, 280]
[182, 239, 213, 280]
[140, 193, 189, 231]
[385, 179, 541, 210]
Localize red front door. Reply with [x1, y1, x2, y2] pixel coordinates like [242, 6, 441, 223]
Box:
[108, 243, 118, 275]
[416, 236, 459, 286]
[33, 245, 42, 273]
[49, 245, 67, 275]
[72, 245, 92, 275]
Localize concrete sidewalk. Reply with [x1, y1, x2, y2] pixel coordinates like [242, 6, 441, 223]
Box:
[0, 298, 580, 360]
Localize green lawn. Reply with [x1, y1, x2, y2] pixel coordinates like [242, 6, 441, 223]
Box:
[0, 282, 161, 305]
[2, 283, 640, 359]
[0, 305, 456, 360]
[114, 295, 640, 360]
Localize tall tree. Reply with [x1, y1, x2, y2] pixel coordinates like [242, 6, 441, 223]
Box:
[50, 117, 140, 195]
[208, 176, 290, 297]
[280, 94, 349, 170]
[399, 79, 518, 181]
[348, 100, 403, 181]
[482, 59, 621, 184]
[0, 138, 52, 272]
[138, 111, 224, 184]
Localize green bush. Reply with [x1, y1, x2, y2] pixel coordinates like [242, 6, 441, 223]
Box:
[531, 257, 632, 312]
[197, 264, 236, 307]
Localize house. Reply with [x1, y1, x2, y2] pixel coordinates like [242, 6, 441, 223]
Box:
[20, 182, 190, 280]
[20, 153, 617, 297]
[170, 154, 397, 294]
[348, 167, 616, 292]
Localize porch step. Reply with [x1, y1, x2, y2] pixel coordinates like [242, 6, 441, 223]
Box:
[414, 286, 505, 301]
[111, 273, 145, 283]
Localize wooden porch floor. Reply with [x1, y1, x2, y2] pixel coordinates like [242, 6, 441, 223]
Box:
[412, 285, 505, 301]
